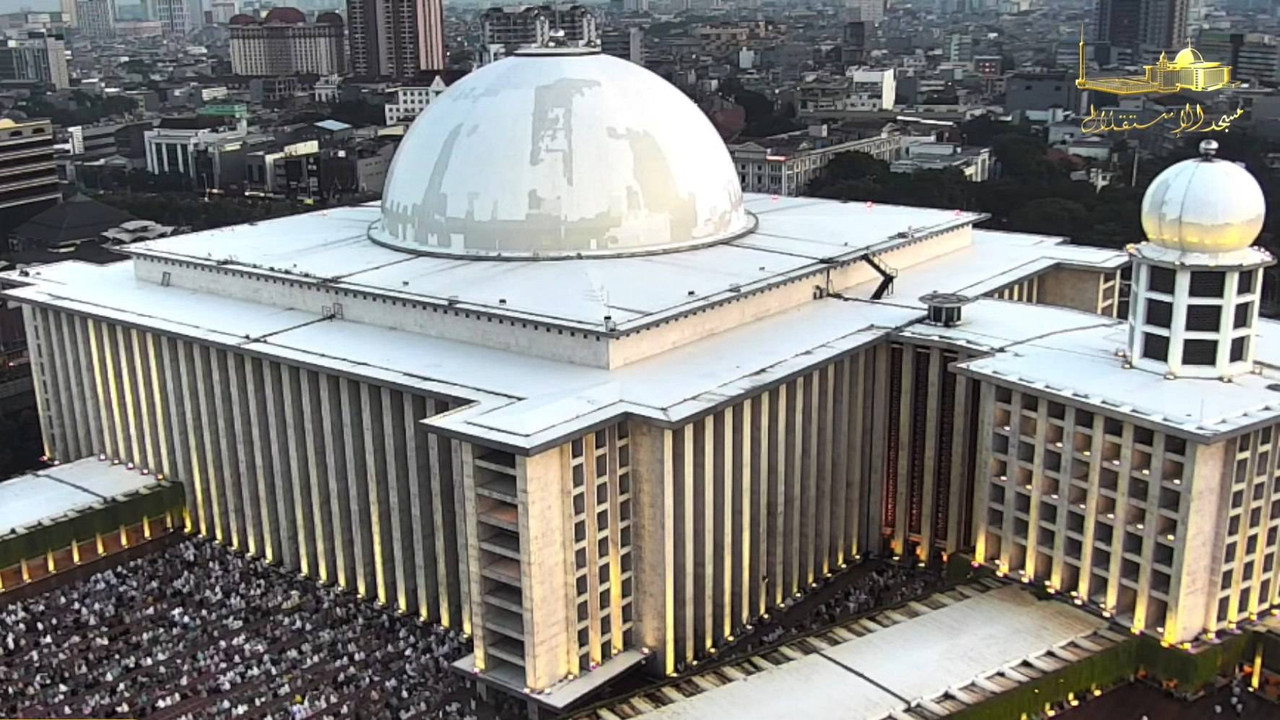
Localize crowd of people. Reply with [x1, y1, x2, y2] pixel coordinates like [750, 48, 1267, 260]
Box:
[0, 538, 472, 720]
[719, 561, 941, 657]
[805, 564, 938, 629]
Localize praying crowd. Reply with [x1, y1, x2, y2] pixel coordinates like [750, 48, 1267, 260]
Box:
[806, 564, 938, 628]
[0, 538, 472, 720]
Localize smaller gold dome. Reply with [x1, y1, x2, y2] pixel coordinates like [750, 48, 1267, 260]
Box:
[1172, 47, 1205, 66]
[1140, 140, 1266, 254]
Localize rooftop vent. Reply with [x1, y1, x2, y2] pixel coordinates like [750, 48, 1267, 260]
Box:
[920, 292, 974, 327]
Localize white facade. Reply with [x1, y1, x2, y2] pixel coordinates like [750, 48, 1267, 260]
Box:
[729, 131, 901, 196]
[75, 0, 115, 37]
[229, 18, 346, 77]
[143, 119, 248, 179]
[383, 76, 449, 124]
[796, 68, 895, 115]
[0, 33, 68, 89]
[890, 142, 992, 182]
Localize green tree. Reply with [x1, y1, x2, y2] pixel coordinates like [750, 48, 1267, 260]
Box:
[1009, 198, 1090, 237]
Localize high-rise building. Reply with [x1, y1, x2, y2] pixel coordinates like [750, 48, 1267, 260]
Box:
[229, 9, 346, 77]
[210, 0, 237, 23]
[75, 0, 116, 38]
[347, 0, 444, 79]
[60, 0, 77, 27]
[0, 117, 58, 242]
[1199, 31, 1279, 85]
[600, 26, 643, 64]
[150, 0, 190, 34]
[479, 4, 596, 66]
[1097, 0, 1189, 55]
[842, 20, 866, 66]
[844, 0, 883, 24]
[0, 32, 68, 90]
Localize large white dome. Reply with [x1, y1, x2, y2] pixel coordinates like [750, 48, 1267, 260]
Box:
[1140, 140, 1266, 254]
[370, 47, 754, 258]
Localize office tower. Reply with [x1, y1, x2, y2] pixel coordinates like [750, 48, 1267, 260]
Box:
[348, 0, 444, 78]
[229, 9, 346, 76]
[1098, 0, 1189, 54]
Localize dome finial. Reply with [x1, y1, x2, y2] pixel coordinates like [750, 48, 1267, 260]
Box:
[1200, 138, 1219, 159]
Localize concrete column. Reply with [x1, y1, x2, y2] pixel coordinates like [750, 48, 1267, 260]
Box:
[42, 310, 75, 460]
[802, 371, 819, 584]
[246, 357, 278, 564]
[175, 340, 210, 535]
[700, 415, 714, 652]
[734, 399, 752, 627]
[361, 384, 395, 606]
[1170, 441, 1227, 641]
[751, 392, 768, 618]
[452, 438, 473, 633]
[226, 353, 260, 557]
[428, 421, 459, 627]
[113, 326, 141, 464]
[519, 446, 572, 691]
[321, 373, 355, 588]
[301, 369, 333, 582]
[787, 379, 804, 595]
[769, 384, 786, 608]
[822, 363, 840, 575]
[158, 336, 191, 499]
[893, 348, 914, 555]
[143, 333, 171, 479]
[341, 378, 374, 597]
[680, 424, 695, 664]
[848, 352, 868, 559]
[919, 348, 942, 559]
[273, 363, 306, 572]
[72, 316, 103, 456]
[383, 387, 416, 614]
[632, 422, 673, 673]
[972, 383, 996, 566]
[406, 395, 438, 620]
[194, 345, 229, 543]
[458, 442, 484, 669]
[22, 307, 56, 460]
[99, 322, 128, 460]
[945, 371, 971, 554]
[129, 329, 158, 473]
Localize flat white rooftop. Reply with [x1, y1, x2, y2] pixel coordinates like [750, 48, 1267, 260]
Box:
[939, 301, 1280, 440]
[630, 585, 1107, 720]
[0, 458, 157, 536]
[1, 196, 1137, 450]
[115, 197, 985, 333]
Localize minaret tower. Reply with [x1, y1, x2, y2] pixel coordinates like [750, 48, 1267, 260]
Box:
[1126, 140, 1273, 380]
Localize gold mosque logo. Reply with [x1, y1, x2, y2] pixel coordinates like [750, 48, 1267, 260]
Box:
[1074, 30, 1244, 136]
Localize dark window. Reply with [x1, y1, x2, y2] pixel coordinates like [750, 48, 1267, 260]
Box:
[1146, 299, 1172, 328]
[1189, 271, 1226, 298]
[1239, 269, 1256, 294]
[1235, 302, 1253, 329]
[1186, 304, 1221, 332]
[1183, 339, 1217, 366]
[1143, 333, 1169, 362]
[1232, 337, 1247, 362]
[1149, 266, 1176, 294]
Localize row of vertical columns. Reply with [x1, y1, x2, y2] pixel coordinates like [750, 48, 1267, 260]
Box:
[17, 309, 468, 628]
[639, 350, 876, 672]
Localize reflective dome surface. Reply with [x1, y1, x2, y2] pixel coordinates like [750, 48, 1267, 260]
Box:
[370, 48, 753, 258]
[1141, 143, 1265, 254]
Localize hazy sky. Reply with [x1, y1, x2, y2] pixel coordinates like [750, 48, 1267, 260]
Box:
[1, 0, 142, 13]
